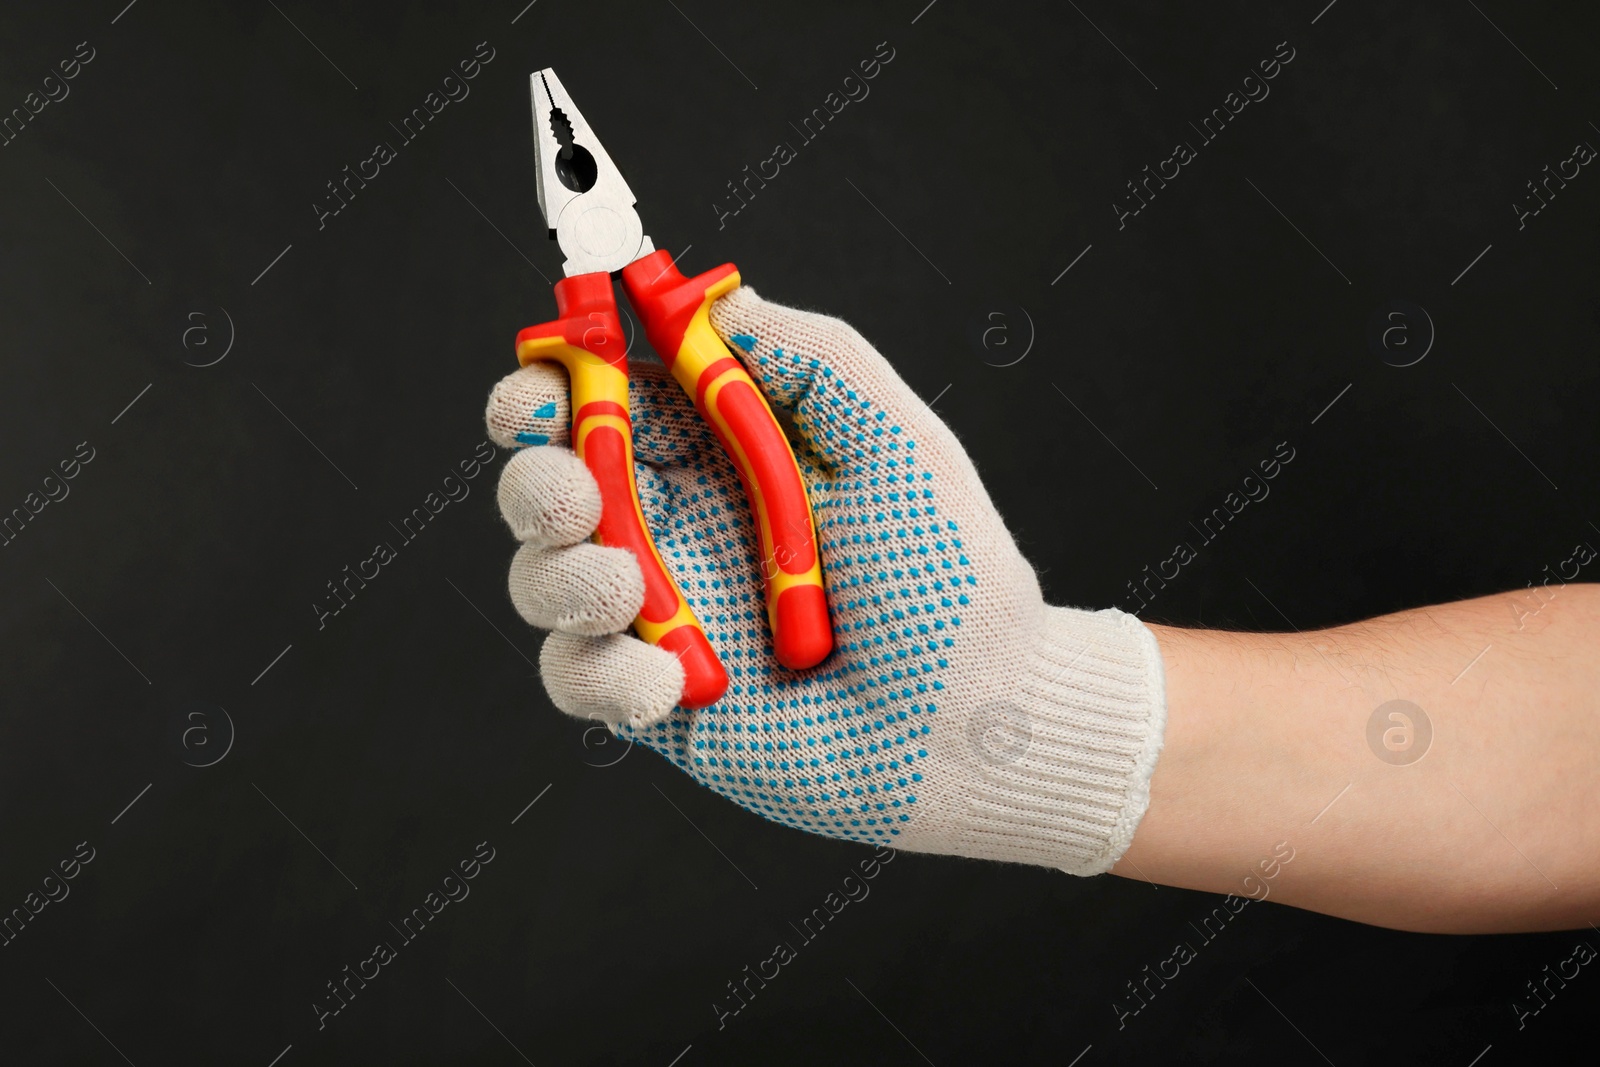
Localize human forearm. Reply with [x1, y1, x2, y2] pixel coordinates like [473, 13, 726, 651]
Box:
[1115, 586, 1600, 933]
[488, 278, 1596, 926]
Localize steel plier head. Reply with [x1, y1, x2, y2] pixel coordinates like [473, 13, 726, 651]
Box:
[529, 68, 656, 277]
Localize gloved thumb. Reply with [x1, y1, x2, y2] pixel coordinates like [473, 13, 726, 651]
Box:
[708, 285, 975, 483]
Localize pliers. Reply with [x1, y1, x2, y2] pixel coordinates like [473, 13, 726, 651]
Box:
[515, 68, 831, 708]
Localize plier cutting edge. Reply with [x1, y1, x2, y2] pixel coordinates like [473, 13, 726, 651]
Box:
[516, 68, 832, 708]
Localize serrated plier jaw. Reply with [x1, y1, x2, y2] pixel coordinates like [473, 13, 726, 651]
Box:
[530, 68, 656, 278]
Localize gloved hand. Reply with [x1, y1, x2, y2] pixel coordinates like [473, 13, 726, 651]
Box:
[485, 286, 1167, 874]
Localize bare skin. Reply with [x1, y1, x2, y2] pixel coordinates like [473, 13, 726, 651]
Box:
[1113, 584, 1600, 934]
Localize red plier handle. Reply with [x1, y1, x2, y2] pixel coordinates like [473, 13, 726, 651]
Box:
[516, 253, 831, 708]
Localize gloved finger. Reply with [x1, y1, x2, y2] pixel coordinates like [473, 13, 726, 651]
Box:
[539, 630, 685, 729]
[496, 446, 602, 548]
[509, 541, 644, 635]
[709, 284, 972, 478]
[486, 359, 704, 467]
[486, 362, 570, 449]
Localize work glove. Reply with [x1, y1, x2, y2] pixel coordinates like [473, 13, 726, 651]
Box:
[485, 287, 1167, 874]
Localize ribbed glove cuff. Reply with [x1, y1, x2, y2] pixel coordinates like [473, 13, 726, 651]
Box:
[902, 606, 1167, 875]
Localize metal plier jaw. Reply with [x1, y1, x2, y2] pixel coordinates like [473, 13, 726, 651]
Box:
[529, 68, 656, 277]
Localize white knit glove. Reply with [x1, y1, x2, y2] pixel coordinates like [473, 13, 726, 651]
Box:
[486, 287, 1167, 874]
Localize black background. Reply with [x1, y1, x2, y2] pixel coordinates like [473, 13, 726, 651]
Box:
[1, 1, 1597, 1063]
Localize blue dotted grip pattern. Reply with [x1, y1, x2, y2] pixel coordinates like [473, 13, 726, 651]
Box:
[602, 331, 977, 845]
